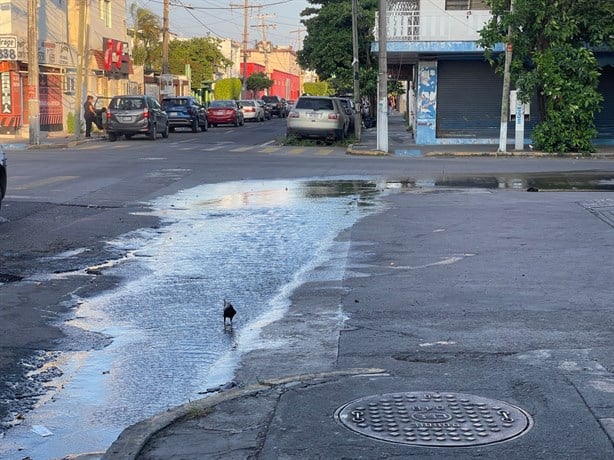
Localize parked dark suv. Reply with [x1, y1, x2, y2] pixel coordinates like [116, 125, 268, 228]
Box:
[106, 95, 169, 141]
[162, 96, 208, 132]
[261, 95, 287, 118]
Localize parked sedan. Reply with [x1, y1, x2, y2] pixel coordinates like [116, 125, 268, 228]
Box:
[106, 95, 170, 141]
[0, 144, 6, 210]
[207, 100, 245, 127]
[239, 100, 265, 122]
[162, 96, 208, 132]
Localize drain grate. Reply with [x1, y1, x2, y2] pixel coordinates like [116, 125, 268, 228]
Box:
[335, 391, 533, 447]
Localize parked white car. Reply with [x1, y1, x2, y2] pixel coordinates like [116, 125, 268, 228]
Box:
[239, 100, 265, 122]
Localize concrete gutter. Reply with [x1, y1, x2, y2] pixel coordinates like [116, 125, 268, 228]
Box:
[101, 368, 386, 460]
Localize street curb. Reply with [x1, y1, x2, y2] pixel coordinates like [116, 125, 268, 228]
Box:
[424, 151, 614, 159]
[101, 368, 386, 460]
[346, 145, 391, 156]
[1, 137, 102, 150]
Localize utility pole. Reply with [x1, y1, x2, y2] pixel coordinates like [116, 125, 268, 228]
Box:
[229, 0, 251, 97]
[351, 0, 361, 140]
[290, 27, 305, 95]
[252, 14, 276, 76]
[376, 0, 388, 152]
[74, 0, 86, 139]
[498, 0, 514, 152]
[27, 0, 40, 145]
[162, 0, 169, 75]
[230, 1, 261, 97]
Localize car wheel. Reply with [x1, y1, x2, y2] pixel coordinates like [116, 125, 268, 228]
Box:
[211, 123, 216, 127]
[191, 119, 198, 133]
[201, 118, 208, 132]
[162, 122, 169, 138]
[125, 134, 133, 140]
[169, 126, 175, 133]
[108, 133, 118, 142]
[148, 123, 157, 140]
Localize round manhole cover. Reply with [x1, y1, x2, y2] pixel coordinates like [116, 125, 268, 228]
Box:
[335, 391, 533, 447]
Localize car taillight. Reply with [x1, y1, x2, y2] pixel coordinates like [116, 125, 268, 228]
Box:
[106, 111, 111, 120]
[328, 113, 340, 120]
[143, 107, 149, 118]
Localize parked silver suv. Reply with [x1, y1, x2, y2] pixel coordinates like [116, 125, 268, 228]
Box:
[106, 95, 170, 142]
[286, 96, 349, 141]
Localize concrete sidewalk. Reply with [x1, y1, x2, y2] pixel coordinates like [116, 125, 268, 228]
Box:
[347, 111, 614, 158]
[101, 187, 614, 459]
[0, 131, 105, 150]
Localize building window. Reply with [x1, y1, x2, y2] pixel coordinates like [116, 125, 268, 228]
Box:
[445, 0, 489, 10]
[99, 0, 112, 27]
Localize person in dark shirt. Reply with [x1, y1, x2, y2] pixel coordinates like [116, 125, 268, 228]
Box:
[83, 95, 103, 137]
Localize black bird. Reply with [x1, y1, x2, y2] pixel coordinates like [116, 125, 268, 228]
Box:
[223, 299, 236, 326]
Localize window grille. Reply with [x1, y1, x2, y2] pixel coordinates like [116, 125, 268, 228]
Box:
[445, 0, 489, 10]
[387, 0, 420, 41]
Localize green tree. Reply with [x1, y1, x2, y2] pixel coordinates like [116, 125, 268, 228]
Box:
[479, 0, 614, 153]
[168, 38, 232, 91]
[129, 4, 162, 71]
[246, 72, 273, 97]
[298, 0, 378, 95]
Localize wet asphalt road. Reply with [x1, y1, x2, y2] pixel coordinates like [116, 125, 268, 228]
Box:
[1, 119, 614, 456]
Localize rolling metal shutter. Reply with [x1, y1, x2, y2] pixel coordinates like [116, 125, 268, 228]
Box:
[436, 60, 541, 139]
[595, 65, 614, 139]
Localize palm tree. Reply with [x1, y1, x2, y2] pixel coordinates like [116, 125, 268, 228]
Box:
[129, 3, 162, 72]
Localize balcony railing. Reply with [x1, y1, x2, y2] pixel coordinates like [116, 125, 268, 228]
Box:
[375, 4, 492, 42]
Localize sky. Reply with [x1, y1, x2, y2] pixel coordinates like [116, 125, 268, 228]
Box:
[133, 0, 311, 49]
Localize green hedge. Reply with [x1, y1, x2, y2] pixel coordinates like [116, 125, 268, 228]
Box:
[213, 78, 242, 100]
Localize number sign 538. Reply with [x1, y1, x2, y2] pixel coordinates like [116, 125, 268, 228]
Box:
[0, 36, 18, 61]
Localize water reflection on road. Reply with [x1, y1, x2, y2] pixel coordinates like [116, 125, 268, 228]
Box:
[0, 178, 385, 459]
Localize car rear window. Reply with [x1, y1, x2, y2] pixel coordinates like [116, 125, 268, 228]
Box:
[210, 101, 235, 108]
[296, 98, 334, 111]
[240, 101, 256, 106]
[110, 97, 144, 110]
[163, 98, 189, 107]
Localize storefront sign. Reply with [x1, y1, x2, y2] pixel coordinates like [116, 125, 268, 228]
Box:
[0, 35, 17, 61]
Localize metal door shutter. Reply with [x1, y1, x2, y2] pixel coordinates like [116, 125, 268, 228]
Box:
[436, 60, 504, 138]
[595, 65, 614, 139]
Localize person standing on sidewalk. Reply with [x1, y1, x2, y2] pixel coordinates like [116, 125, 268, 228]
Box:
[83, 95, 103, 137]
